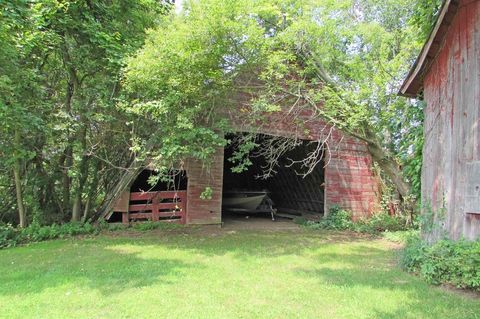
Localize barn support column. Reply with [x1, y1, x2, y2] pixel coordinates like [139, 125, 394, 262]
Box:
[324, 137, 381, 220]
[185, 148, 224, 225]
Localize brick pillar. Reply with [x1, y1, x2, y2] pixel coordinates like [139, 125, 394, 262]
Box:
[324, 137, 381, 220]
[185, 148, 224, 225]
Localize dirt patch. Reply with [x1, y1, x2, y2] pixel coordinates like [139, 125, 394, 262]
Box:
[438, 284, 480, 299]
[100, 216, 384, 243]
[221, 214, 300, 231]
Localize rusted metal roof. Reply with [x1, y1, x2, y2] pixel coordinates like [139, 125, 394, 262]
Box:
[399, 0, 461, 97]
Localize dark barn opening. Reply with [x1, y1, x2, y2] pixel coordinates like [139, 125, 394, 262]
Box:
[222, 133, 325, 222]
[108, 169, 188, 223]
[130, 169, 188, 193]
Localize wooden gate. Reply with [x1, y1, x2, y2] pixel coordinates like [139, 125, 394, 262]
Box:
[122, 191, 187, 224]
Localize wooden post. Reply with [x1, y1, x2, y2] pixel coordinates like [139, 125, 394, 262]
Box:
[152, 194, 159, 222]
[122, 212, 129, 224]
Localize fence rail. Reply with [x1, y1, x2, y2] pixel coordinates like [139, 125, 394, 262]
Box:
[122, 191, 187, 224]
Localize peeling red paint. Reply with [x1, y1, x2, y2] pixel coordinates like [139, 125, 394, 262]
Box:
[421, 0, 480, 240]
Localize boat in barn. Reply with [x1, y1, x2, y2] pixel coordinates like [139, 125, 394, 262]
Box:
[222, 190, 276, 220]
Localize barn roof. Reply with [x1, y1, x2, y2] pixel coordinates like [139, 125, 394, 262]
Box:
[399, 0, 460, 97]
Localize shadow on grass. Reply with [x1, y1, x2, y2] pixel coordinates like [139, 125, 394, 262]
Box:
[0, 229, 388, 297]
[293, 265, 480, 318]
[0, 240, 195, 297]
[121, 228, 386, 261]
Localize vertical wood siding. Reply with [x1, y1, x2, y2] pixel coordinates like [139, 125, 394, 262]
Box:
[423, 0, 480, 240]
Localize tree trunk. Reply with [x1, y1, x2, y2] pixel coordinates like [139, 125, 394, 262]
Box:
[62, 146, 73, 214]
[364, 129, 411, 198]
[82, 158, 100, 222]
[95, 163, 144, 221]
[62, 39, 79, 219]
[13, 129, 27, 228]
[71, 124, 89, 222]
[61, 80, 75, 215]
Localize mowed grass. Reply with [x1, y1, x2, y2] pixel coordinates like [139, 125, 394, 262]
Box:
[0, 227, 479, 319]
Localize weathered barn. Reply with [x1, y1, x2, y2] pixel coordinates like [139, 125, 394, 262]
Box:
[400, 0, 480, 240]
[108, 102, 381, 225]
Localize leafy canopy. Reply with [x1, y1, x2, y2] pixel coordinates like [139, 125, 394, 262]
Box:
[126, 0, 422, 155]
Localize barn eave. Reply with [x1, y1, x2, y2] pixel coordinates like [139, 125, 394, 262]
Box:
[399, 0, 460, 98]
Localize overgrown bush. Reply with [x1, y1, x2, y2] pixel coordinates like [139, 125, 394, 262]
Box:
[382, 229, 419, 243]
[132, 221, 182, 231]
[105, 223, 130, 232]
[294, 206, 353, 230]
[318, 206, 354, 230]
[401, 236, 480, 291]
[0, 220, 185, 249]
[354, 213, 408, 234]
[296, 206, 410, 234]
[0, 222, 130, 248]
[0, 224, 19, 248]
[0, 222, 98, 248]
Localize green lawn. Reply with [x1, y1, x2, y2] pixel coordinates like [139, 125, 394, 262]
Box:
[0, 227, 478, 319]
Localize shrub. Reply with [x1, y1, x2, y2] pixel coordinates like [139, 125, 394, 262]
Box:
[0, 223, 20, 248]
[400, 234, 427, 272]
[293, 216, 309, 226]
[319, 206, 353, 230]
[106, 223, 130, 232]
[132, 221, 182, 231]
[382, 229, 420, 243]
[0, 222, 98, 249]
[353, 213, 408, 234]
[0, 220, 184, 249]
[299, 206, 410, 234]
[294, 206, 353, 230]
[401, 237, 480, 291]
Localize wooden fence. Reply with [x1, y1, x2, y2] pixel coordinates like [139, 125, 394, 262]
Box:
[122, 191, 187, 224]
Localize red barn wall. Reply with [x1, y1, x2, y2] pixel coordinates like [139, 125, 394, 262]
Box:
[422, 0, 480, 240]
[185, 151, 224, 225]
[184, 107, 381, 225]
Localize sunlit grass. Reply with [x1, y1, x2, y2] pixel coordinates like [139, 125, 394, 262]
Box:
[0, 228, 478, 319]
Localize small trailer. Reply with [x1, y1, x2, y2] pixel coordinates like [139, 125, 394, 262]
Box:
[222, 190, 276, 220]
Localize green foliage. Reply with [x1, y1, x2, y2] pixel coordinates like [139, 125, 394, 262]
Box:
[0, 0, 444, 226]
[418, 200, 447, 238]
[0, 220, 185, 248]
[0, 224, 18, 249]
[410, 0, 443, 41]
[296, 206, 353, 231]
[0, 0, 172, 225]
[292, 216, 309, 226]
[132, 221, 182, 231]
[0, 222, 97, 248]
[397, 100, 424, 200]
[91, 220, 129, 232]
[382, 229, 420, 243]
[299, 205, 411, 234]
[227, 135, 259, 173]
[354, 212, 408, 234]
[200, 187, 213, 200]
[124, 0, 433, 206]
[401, 237, 480, 291]
[319, 206, 354, 231]
[294, 206, 353, 230]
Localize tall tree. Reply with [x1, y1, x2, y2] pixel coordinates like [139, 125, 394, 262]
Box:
[124, 0, 433, 208]
[0, 0, 173, 226]
[0, 1, 46, 226]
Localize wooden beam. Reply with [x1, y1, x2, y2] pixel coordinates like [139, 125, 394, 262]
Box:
[399, 0, 460, 97]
